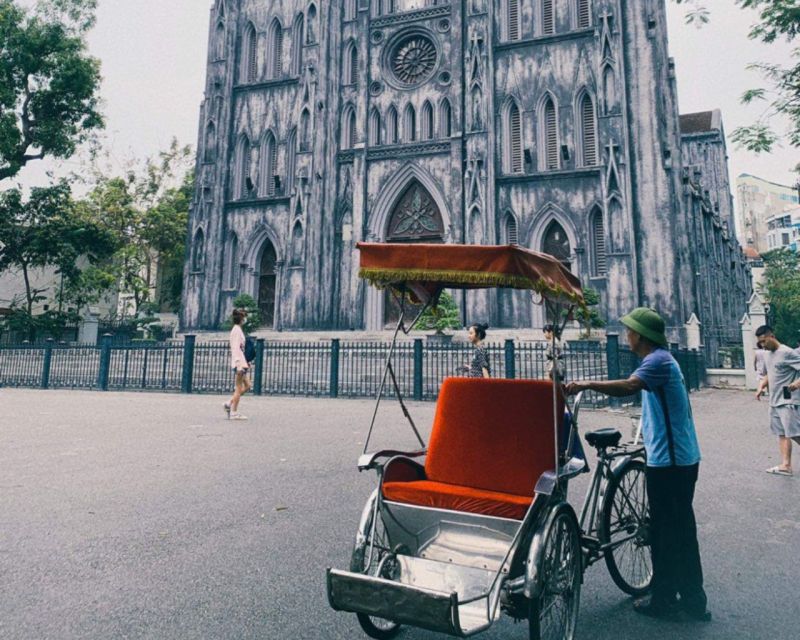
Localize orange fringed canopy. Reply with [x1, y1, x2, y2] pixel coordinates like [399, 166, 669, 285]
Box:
[357, 242, 584, 307]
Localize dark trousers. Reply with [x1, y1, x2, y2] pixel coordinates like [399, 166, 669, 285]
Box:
[645, 463, 707, 612]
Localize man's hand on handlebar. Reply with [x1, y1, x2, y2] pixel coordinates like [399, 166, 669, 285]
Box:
[563, 381, 589, 396]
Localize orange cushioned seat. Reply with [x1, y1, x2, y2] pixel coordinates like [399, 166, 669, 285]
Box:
[382, 378, 562, 520]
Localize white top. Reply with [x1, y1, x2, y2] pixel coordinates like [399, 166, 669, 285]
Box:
[229, 325, 247, 370]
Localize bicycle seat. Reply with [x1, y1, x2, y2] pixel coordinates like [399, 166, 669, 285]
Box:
[585, 428, 622, 449]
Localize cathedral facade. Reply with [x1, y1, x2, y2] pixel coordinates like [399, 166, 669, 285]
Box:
[182, 0, 750, 345]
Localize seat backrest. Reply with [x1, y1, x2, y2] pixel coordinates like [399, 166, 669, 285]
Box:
[425, 378, 562, 496]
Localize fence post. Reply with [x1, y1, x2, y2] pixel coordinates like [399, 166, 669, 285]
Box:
[181, 334, 196, 394]
[41, 338, 54, 389]
[97, 334, 112, 391]
[413, 339, 423, 400]
[330, 339, 340, 398]
[254, 339, 265, 396]
[504, 339, 516, 379]
[606, 333, 621, 407]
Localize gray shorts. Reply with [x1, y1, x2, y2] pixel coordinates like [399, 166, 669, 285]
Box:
[769, 405, 800, 438]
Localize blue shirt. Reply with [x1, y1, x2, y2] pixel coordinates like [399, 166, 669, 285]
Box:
[632, 349, 701, 467]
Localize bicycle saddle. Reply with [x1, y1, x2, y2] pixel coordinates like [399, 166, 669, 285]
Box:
[585, 428, 622, 449]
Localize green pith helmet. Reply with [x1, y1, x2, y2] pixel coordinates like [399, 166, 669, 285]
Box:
[620, 307, 668, 347]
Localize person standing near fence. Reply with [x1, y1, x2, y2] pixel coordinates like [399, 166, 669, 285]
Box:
[564, 307, 710, 622]
[225, 309, 251, 420]
[754, 325, 800, 476]
[464, 323, 491, 378]
[543, 323, 563, 380]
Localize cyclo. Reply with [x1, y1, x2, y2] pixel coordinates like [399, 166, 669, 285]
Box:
[327, 243, 652, 639]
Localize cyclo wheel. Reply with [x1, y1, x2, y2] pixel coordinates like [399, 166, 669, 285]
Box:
[529, 508, 582, 640]
[349, 505, 402, 639]
[599, 459, 653, 596]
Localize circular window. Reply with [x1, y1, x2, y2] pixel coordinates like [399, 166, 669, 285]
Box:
[386, 31, 439, 88]
[371, 30, 384, 45]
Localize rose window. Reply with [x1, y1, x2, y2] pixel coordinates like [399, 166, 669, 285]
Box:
[389, 35, 438, 86]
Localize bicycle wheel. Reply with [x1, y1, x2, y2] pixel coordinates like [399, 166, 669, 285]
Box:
[349, 507, 402, 639]
[600, 459, 652, 596]
[529, 508, 582, 640]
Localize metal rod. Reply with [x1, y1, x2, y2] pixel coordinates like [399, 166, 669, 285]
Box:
[387, 362, 426, 448]
[363, 313, 404, 455]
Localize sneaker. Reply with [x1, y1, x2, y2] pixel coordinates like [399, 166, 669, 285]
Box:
[633, 597, 679, 619]
[230, 413, 248, 421]
[224, 403, 231, 418]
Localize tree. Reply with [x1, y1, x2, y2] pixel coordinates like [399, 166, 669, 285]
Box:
[221, 294, 261, 333]
[0, 180, 114, 338]
[675, 0, 800, 154]
[760, 249, 800, 347]
[575, 288, 606, 339]
[413, 291, 462, 335]
[0, 0, 103, 181]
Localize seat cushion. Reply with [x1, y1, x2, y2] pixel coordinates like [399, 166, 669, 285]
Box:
[383, 480, 534, 520]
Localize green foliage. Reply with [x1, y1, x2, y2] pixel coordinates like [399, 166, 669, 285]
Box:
[575, 288, 606, 338]
[760, 249, 800, 347]
[413, 291, 462, 335]
[0, 0, 103, 180]
[2, 305, 81, 342]
[221, 294, 262, 333]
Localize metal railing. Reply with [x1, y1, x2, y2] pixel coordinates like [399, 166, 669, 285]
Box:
[0, 334, 706, 403]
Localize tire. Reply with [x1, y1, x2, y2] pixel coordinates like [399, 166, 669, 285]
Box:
[529, 508, 582, 640]
[349, 507, 402, 639]
[600, 459, 653, 596]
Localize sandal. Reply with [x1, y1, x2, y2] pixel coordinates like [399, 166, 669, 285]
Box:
[766, 466, 793, 476]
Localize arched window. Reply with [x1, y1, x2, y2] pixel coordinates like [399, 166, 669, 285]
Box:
[306, 4, 317, 44]
[214, 22, 225, 61]
[344, 0, 357, 20]
[505, 212, 519, 244]
[387, 106, 399, 143]
[344, 42, 358, 85]
[471, 86, 483, 131]
[542, 96, 559, 170]
[602, 65, 617, 113]
[300, 109, 311, 151]
[243, 23, 258, 82]
[507, 101, 523, 173]
[608, 197, 625, 253]
[204, 122, 216, 163]
[269, 19, 283, 79]
[469, 207, 484, 244]
[404, 104, 416, 142]
[542, 0, 555, 35]
[439, 99, 452, 137]
[369, 108, 382, 145]
[577, 0, 591, 29]
[421, 101, 434, 140]
[342, 105, 357, 148]
[507, 0, 521, 41]
[234, 135, 250, 198]
[542, 220, 571, 269]
[192, 229, 206, 271]
[260, 132, 278, 196]
[227, 233, 239, 288]
[291, 221, 304, 265]
[579, 92, 598, 166]
[286, 127, 297, 193]
[590, 207, 607, 276]
[291, 14, 304, 75]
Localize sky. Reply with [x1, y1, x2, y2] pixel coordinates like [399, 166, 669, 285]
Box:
[9, 0, 799, 202]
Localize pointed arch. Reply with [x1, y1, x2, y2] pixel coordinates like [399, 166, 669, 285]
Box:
[344, 41, 358, 85]
[602, 64, 618, 113]
[192, 228, 206, 271]
[421, 100, 434, 140]
[542, 219, 572, 269]
[227, 232, 239, 288]
[291, 13, 305, 76]
[286, 127, 297, 193]
[214, 21, 226, 61]
[590, 206, 607, 276]
[290, 220, 305, 266]
[470, 86, 483, 131]
[577, 90, 598, 166]
[403, 103, 417, 142]
[576, 0, 591, 29]
[369, 108, 382, 145]
[300, 108, 311, 151]
[439, 98, 452, 138]
[234, 134, 250, 199]
[539, 94, 559, 171]
[387, 105, 399, 143]
[506, 0, 521, 41]
[342, 104, 357, 148]
[504, 98, 523, 174]
[243, 22, 258, 83]
[259, 131, 278, 196]
[306, 3, 317, 44]
[607, 196, 626, 254]
[268, 18, 283, 79]
[204, 121, 217, 163]
[469, 206, 484, 244]
[504, 211, 519, 245]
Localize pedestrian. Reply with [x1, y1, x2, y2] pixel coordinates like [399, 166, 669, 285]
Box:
[754, 325, 800, 476]
[543, 323, 563, 380]
[564, 307, 710, 622]
[465, 323, 491, 378]
[224, 308, 251, 420]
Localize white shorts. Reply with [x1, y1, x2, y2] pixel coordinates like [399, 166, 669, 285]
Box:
[769, 405, 800, 438]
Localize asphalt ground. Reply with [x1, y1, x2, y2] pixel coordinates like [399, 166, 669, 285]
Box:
[1, 387, 798, 640]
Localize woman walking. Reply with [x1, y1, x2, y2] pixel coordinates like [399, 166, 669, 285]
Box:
[225, 308, 251, 420]
[466, 323, 491, 378]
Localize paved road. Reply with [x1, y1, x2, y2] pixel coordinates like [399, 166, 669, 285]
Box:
[1, 388, 798, 640]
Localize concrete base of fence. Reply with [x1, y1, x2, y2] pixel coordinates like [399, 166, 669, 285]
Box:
[706, 368, 746, 390]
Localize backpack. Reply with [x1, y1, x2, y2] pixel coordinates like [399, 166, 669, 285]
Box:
[244, 336, 257, 363]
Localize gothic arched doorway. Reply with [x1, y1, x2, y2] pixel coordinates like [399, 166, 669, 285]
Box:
[258, 240, 277, 328]
[541, 220, 572, 323]
[384, 180, 444, 326]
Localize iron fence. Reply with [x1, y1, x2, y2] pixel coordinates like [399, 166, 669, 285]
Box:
[0, 334, 706, 403]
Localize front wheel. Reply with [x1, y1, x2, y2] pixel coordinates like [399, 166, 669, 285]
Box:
[529, 508, 582, 640]
[600, 459, 653, 596]
[350, 507, 402, 639]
